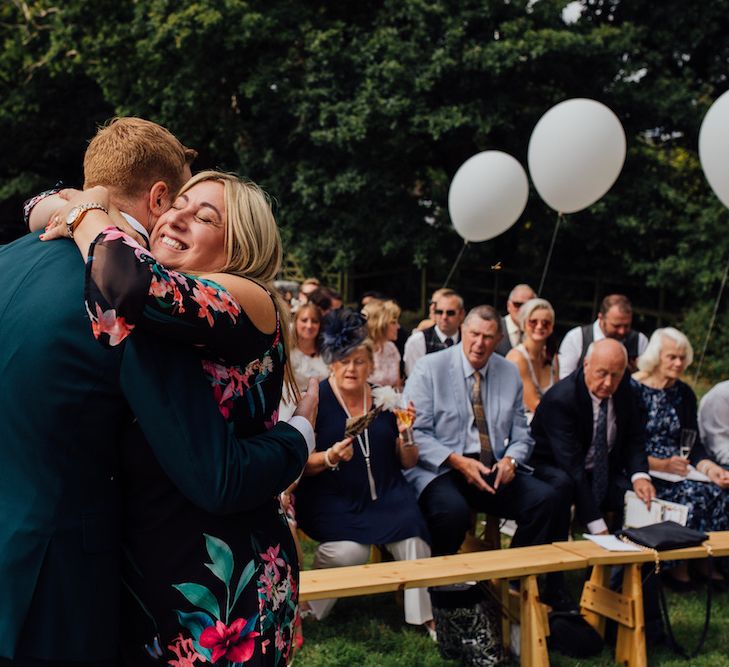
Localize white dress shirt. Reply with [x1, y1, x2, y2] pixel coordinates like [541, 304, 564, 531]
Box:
[462, 352, 489, 456]
[505, 315, 521, 348]
[699, 380, 729, 466]
[403, 327, 460, 377]
[558, 320, 649, 379]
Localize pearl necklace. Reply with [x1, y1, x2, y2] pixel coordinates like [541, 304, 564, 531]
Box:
[331, 378, 378, 501]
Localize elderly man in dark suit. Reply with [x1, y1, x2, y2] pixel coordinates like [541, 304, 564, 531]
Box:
[0, 118, 313, 666]
[530, 338, 655, 537]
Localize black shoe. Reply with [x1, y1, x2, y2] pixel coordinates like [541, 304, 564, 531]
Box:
[542, 587, 579, 613]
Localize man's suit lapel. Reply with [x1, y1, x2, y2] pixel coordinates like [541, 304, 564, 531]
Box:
[448, 346, 469, 433]
[574, 369, 594, 454]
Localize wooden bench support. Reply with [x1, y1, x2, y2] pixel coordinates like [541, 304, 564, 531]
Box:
[615, 564, 646, 667]
[520, 575, 550, 667]
[580, 563, 646, 666]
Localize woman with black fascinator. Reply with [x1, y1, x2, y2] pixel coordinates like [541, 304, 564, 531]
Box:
[295, 309, 435, 636]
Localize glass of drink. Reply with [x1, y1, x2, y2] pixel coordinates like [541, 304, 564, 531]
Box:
[393, 391, 415, 445]
[679, 428, 697, 459]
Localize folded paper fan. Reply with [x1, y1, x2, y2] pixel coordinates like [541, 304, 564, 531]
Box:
[344, 406, 383, 438]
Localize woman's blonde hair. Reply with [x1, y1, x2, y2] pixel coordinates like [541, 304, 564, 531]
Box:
[637, 327, 694, 374]
[178, 170, 297, 397]
[362, 299, 401, 344]
[517, 298, 556, 331]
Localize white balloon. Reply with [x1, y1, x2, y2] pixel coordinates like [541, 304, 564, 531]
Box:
[528, 98, 627, 214]
[699, 89, 729, 209]
[448, 151, 529, 242]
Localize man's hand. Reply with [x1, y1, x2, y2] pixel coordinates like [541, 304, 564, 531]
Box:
[447, 453, 495, 494]
[293, 377, 319, 429]
[492, 457, 516, 489]
[632, 477, 656, 508]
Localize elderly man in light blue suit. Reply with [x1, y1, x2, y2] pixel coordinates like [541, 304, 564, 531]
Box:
[404, 305, 574, 607]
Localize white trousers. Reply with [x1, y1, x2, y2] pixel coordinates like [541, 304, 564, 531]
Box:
[307, 537, 433, 625]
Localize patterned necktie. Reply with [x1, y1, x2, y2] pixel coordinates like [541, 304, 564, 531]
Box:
[470, 371, 493, 466]
[444, 337, 454, 347]
[592, 399, 609, 506]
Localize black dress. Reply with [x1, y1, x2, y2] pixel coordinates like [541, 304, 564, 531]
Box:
[85, 227, 297, 667]
[295, 380, 429, 546]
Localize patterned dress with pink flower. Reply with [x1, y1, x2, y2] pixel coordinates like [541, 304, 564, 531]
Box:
[85, 227, 298, 667]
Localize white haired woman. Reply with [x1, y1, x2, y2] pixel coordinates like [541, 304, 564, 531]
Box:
[506, 298, 559, 422]
[633, 327, 729, 590]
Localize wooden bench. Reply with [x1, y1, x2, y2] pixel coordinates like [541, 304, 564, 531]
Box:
[299, 531, 729, 665]
[300, 543, 588, 665]
[554, 531, 729, 667]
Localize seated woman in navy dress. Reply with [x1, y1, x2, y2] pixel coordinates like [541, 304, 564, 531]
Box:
[41, 171, 301, 666]
[632, 327, 729, 590]
[294, 310, 434, 634]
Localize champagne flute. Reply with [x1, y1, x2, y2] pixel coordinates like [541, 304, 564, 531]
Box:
[679, 428, 697, 459]
[393, 390, 415, 445]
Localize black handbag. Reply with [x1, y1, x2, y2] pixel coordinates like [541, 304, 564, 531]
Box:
[428, 582, 508, 666]
[617, 520, 712, 659]
[617, 520, 707, 551]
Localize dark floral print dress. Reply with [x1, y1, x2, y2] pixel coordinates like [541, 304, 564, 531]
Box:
[632, 380, 729, 534]
[85, 227, 297, 667]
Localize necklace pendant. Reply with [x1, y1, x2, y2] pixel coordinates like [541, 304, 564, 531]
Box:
[365, 456, 378, 501]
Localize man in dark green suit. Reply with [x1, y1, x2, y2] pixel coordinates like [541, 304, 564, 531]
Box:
[0, 118, 314, 665]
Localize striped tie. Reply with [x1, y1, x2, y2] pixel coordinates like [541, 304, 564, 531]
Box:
[470, 371, 493, 466]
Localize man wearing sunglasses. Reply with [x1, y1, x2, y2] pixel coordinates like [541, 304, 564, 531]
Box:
[495, 283, 536, 357]
[403, 289, 465, 377]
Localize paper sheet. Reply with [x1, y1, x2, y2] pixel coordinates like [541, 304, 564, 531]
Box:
[583, 534, 642, 552]
[650, 465, 710, 484]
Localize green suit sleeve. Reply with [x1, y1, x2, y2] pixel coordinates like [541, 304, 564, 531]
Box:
[119, 331, 307, 514]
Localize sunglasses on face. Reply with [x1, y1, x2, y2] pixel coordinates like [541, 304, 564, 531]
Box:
[527, 318, 553, 328]
[434, 309, 457, 317]
[510, 301, 525, 309]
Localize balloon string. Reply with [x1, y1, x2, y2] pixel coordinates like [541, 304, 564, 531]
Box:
[538, 212, 563, 295]
[443, 241, 469, 288]
[693, 256, 729, 383]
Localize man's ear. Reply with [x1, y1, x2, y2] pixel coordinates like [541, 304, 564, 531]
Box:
[149, 181, 171, 215]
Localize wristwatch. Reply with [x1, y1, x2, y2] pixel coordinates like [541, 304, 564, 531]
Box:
[506, 456, 517, 469]
[65, 202, 108, 239]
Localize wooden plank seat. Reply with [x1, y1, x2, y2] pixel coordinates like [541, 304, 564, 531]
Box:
[300, 544, 588, 666]
[554, 531, 729, 667]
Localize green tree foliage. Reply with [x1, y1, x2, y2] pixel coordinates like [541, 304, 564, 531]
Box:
[1, 1, 727, 369]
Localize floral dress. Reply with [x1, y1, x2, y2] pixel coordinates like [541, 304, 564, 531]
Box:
[85, 228, 297, 667]
[633, 380, 729, 534]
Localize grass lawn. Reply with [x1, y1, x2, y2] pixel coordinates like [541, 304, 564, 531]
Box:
[295, 539, 729, 666]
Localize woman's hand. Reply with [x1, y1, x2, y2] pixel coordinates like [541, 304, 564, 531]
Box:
[704, 462, 729, 489]
[654, 455, 689, 476]
[329, 437, 354, 465]
[40, 186, 111, 241]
